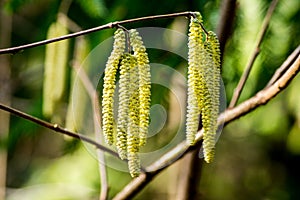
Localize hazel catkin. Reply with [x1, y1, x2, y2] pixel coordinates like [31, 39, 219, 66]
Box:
[186, 13, 221, 163]
[102, 29, 126, 145]
[129, 29, 151, 147]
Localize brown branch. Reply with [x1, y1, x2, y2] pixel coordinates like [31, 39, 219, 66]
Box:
[229, 0, 279, 108]
[112, 54, 300, 200]
[0, 11, 196, 55]
[0, 102, 119, 158]
[216, 0, 238, 55]
[266, 45, 300, 87]
[174, 147, 203, 200]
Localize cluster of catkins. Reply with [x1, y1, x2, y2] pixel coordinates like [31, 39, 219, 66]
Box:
[102, 12, 221, 178]
[102, 29, 151, 177]
[186, 13, 221, 163]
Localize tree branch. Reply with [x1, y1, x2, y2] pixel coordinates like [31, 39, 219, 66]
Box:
[266, 45, 300, 87]
[229, 0, 279, 108]
[112, 53, 300, 200]
[216, 0, 237, 55]
[0, 11, 196, 55]
[0, 102, 119, 158]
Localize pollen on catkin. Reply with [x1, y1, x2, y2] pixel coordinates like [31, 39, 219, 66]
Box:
[127, 54, 140, 155]
[186, 13, 205, 145]
[187, 13, 221, 163]
[129, 29, 151, 147]
[116, 53, 132, 160]
[102, 29, 126, 145]
[128, 152, 141, 178]
[202, 31, 221, 163]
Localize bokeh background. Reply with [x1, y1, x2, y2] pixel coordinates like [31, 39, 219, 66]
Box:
[0, 0, 299, 199]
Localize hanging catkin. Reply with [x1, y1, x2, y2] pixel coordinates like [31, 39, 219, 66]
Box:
[186, 13, 205, 145]
[129, 29, 151, 147]
[101, 28, 152, 177]
[186, 12, 221, 163]
[43, 19, 69, 118]
[127, 56, 141, 177]
[102, 29, 126, 145]
[202, 31, 221, 163]
[116, 53, 132, 160]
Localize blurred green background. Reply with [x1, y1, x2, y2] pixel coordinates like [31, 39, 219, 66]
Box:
[0, 0, 299, 199]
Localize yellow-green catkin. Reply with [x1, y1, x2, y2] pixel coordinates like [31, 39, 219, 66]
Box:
[200, 39, 215, 163]
[129, 29, 151, 147]
[202, 31, 221, 163]
[128, 152, 141, 178]
[43, 19, 69, 118]
[127, 54, 141, 177]
[102, 29, 126, 145]
[116, 53, 132, 160]
[43, 23, 57, 117]
[186, 13, 205, 145]
[53, 19, 69, 101]
[187, 13, 221, 163]
[127, 54, 140, 154]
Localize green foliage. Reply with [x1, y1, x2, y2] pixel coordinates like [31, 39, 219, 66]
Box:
[4, 0, 300, 199]
[75, 0, 107, 18]
[4, 0, 33, 13]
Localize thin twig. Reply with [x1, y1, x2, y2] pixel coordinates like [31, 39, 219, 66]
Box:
[0, 102, 119, 158]
[266, 45, 300, 87]
[0, 11, 196, 55]
[216, 0, 237, 55]
[113, 54, 300, 200]
[229, 0, 279, 108]
[116, 25, 131, 53]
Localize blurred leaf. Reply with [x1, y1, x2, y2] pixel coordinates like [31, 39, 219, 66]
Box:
[62, 139, 81, 155]
[65, 38, 90, 133]
[287, 123, 300, 155]
[4, 0, 33, 13]
[75, 0, 107, 18]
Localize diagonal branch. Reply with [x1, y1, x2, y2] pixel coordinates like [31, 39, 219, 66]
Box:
[229, 0, 279, 108]
[0, 11, 196, 55]
[0, 102, 119, 158]
[112, 53, 300, 200]
[216, 0, 237, 55]
[266, 45, 300, 87]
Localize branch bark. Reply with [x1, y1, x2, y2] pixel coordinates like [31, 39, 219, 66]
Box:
[112, 53, 300, 200]
[0, 102, 119, 159]
[266, 45, 300, 87]
[216, 0, 237, 55]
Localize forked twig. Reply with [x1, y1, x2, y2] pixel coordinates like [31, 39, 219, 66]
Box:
[229, 0, 279, 108]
